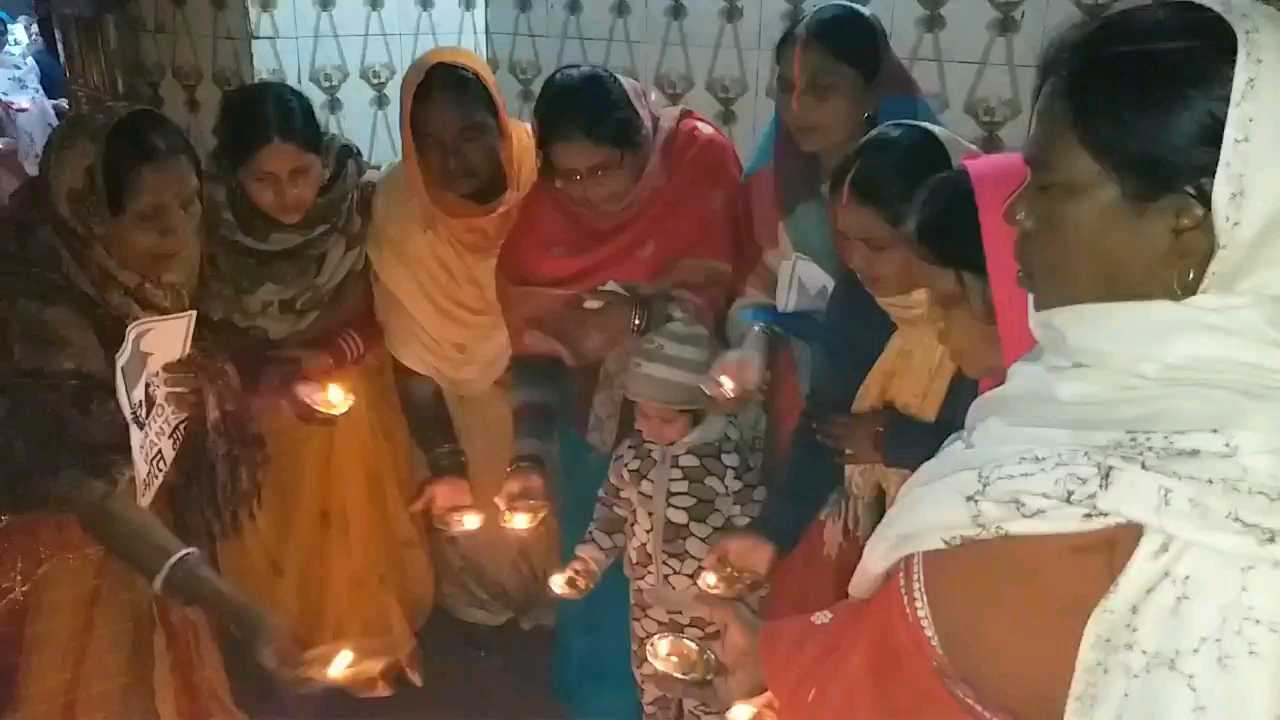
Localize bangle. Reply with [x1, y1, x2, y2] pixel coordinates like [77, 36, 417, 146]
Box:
[427, 443, 468, 478]
[507, 454, 547, 475]
[152, 547, 200, 594]
[629, 298, 650, 336]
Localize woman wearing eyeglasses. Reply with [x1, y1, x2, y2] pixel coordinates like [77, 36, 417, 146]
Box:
[496, 64, 744, 720]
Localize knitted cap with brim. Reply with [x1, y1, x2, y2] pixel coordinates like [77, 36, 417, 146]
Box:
[624, 314, 716, 410]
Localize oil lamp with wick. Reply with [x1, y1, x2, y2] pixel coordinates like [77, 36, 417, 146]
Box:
[700, 373, 740, 401]
[703, 322, 770, 401]
[433, 506, 486, 535]
[300, 639, 406, 695]
[497, 455, 552, 532]
[325, 648, 356, 680]
[644, 632, 719, 683]
[499, 499, 551, 531]
[696, 565, 764, 599]
[547, 558, 597, 600]
[293, 379, 356, 416]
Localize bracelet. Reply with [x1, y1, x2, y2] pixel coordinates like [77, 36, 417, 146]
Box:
[427, 443, 468, 478]
[507, 454, 547, 475]
[629, 298, 650, 336]
[152, 547, 201, 594]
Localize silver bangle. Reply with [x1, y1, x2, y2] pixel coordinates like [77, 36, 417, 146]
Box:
[151, 547, 201, 594]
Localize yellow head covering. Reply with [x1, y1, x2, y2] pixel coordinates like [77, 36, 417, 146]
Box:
[368, 47, 537, 393]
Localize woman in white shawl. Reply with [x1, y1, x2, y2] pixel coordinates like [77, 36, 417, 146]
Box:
[668, 2, 1280, 718]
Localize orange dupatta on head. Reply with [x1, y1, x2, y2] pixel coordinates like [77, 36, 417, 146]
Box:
[368, 47, 538, 395]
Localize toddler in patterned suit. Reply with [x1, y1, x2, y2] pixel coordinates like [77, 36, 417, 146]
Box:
[556, 312, 765, 720]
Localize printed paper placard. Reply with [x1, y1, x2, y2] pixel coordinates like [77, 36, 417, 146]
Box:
[114, 310, 197, 507]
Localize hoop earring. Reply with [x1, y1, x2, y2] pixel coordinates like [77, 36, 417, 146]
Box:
[1174, 266, 1198, 299]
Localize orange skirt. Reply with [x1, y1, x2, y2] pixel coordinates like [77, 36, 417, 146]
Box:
[0, 513, 245, 720]
[217, 349, 433, 695]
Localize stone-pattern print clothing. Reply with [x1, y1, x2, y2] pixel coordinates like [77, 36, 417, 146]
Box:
[575, 414, 765, 720]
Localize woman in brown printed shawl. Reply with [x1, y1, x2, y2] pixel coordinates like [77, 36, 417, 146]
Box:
[201, 82, 433, 697]
[0, 105, 292, 719]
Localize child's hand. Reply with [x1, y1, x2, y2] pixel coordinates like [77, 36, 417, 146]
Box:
[549, 556, 600, 599]
[563, 557, 600, 589]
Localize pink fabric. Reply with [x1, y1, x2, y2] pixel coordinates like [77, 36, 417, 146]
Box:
[962, 153, 1032, 390]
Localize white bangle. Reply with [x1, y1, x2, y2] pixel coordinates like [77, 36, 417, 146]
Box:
[151, 547, 200, 594]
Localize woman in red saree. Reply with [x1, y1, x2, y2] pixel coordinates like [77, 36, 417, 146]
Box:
[667, 145, 1034, 720]
[497, 64, 742, 720]
[760, 152, 1031, 627]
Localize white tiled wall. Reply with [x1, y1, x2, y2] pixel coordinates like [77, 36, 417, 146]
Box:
[120, 0, 254, 156]
[116, 0, 487, 168]
[113, 0, 1111, 168]
[249, 0, 487, 168]
[487, 0, 1111, 159]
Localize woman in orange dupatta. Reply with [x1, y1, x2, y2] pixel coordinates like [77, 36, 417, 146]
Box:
[368, 48, 557, 633]
[497, 65, 743, 720]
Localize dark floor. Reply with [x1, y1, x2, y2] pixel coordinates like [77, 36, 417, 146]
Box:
[240, 613, 567, 720]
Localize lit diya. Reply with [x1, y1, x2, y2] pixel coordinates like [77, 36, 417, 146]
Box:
[726, 702, 761, 720]
[644, 632, 719, 683]
[700, 373, 739, 400]
[696, 566, 763, 599]
[293, 380, 356, 416]
[433, 506, 486, 534]
[299, 641, 401, 694]
[499, 499, 551, 531]
[547, 567, 592, 600]
[325, 648, 356, 679]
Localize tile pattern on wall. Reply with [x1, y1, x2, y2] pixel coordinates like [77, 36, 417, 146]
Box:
[251, 0, 487, 167]
[110, 0, 487, 168]
[116, 0, 254, 155]
[487, 0, 1122, 158]
[103, 0, 1122, 169]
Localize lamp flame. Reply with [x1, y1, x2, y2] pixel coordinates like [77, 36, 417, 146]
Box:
[325, 648, 355, 679]
[458, 509, 484, 531]
[295, 379, 356, 416]
[325, 383, 347, 406]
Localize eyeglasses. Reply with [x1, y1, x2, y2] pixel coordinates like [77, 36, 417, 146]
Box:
[549, 151, 627, 189]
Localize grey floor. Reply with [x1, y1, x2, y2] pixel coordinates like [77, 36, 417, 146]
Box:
[238, 613, 567, 720]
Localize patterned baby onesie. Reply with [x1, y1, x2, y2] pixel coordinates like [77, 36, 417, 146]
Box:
[575, 414, 765, 720]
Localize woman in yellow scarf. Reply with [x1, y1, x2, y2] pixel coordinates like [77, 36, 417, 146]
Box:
[368, 49, 556, 632]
